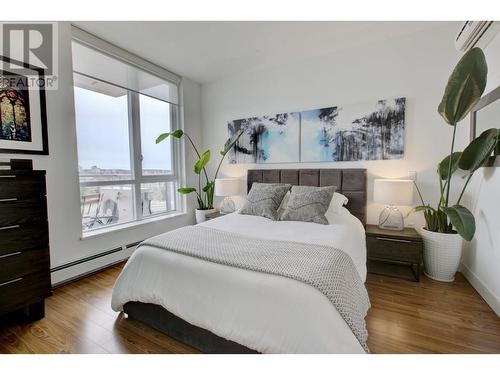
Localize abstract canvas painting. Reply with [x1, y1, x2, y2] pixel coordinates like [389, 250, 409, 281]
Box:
[227, 97, 405, 164]
[300, 98, 406, 162]
[228, 112, 300, 163]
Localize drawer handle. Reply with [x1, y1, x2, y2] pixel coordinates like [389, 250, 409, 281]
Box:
[0, 175, 16, 178]
[0, 198, 18, 202]
[375, 237, 412, 244]
[0, 224, 20, 231]
[0, 251, 22, 259]
[0, 277, 23, 287]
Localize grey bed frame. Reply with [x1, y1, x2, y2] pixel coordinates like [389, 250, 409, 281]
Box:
[123, 168, 367, 353]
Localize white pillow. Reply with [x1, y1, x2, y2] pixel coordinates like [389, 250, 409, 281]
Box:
[325, 206, 351, 225]
[327, 192, 349, 213]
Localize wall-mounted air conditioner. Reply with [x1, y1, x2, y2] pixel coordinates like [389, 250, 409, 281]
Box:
[455, 21, 499, 52]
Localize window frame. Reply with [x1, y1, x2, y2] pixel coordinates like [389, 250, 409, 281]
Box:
[71, 30, 185, 234]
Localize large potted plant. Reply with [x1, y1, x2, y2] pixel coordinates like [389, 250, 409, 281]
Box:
[156, 129, 243, 223]
[409, 47, 499, 282]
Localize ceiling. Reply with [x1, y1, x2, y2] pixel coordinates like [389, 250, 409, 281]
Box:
[73, 21, 457, 84]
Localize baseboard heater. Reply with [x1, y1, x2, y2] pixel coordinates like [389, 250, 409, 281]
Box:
[50, 241, 141, 273]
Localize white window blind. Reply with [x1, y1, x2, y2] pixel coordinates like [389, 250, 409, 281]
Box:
[72, 41, 179, 105]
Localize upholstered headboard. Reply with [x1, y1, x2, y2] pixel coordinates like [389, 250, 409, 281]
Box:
[247, 168, 367, 226]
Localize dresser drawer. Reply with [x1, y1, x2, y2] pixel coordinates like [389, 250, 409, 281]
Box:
[0, 198, 47, 226]
[0, 247, 50, 284]
[0, 271, 51, 315]
[367, 236, 422, 263]
[0, 173, 46, 199]
[0, 221, 49, 255]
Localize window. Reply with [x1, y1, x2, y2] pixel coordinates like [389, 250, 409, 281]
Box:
[72, 40, 183, 233]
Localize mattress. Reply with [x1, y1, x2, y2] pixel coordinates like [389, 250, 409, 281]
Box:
[111, 208, 368, 353]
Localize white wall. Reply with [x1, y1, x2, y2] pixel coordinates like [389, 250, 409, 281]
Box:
[461, 32, 500, 316]
[1, 22, 200, 284]
[201, 23, 469, 227]
[201, 22, 500, 316]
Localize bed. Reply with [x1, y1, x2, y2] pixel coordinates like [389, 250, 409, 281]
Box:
[111, 168, 368, 354]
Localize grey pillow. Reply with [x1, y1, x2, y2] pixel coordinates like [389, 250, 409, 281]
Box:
[240, 183, 291, 221]
[279, 185, 336, 225]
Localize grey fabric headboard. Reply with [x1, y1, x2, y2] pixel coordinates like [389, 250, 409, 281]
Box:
[247, 168, 367, 226]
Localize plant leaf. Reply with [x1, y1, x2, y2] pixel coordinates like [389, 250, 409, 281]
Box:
[459, 128, 499, 171]
[442, 205, 476, 241]
[155, 133, 170, 144]
[221, 129, 244, 156]
[406, 205, 436, 218]
[194, 150, 210, 175]
[155, 130, 184, 144]
[177, 187, 196, 194]
[495, 131, 500, 155]
[202, 181, 215, 192]
[438, 47, 487, 125]
[171, 129, 184, 138]
[438, 151, 463, 180]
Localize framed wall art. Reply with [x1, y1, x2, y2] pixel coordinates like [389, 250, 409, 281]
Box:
[0, 55, 48, 155]
[300, 97, 406, 162]
[228, 112, 300, 164]
[228, 97, 406, 164]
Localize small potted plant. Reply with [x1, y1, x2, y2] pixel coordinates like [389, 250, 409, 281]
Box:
[409, 47, 499, 282]
[156, 129, 243, 223]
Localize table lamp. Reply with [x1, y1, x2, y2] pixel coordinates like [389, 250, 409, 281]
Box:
[215, 178, 241, 214]
[373, 179, 414, 231]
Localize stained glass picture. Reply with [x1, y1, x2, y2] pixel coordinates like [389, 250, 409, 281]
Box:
[0, 55, 48, 155]
[0, 72, 32, 142]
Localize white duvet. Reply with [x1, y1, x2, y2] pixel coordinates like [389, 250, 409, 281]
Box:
[111, 208, 367, 353]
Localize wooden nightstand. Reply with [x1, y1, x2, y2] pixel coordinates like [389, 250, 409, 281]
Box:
[366, 224, 423, 282]
[205, 210, 223, 220]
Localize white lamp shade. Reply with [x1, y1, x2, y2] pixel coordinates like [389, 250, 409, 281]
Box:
[374, 179, 414, 206]
[215, 178, 242, 197]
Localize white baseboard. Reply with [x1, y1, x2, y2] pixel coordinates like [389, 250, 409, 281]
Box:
[461, 262, 500, 317]
[51, 247, 135, 287]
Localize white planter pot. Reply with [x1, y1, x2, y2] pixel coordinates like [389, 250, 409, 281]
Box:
[421, 227, 463, 282]
[195, 208, 217, 224]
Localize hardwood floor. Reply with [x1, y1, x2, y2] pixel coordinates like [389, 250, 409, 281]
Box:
[366, 272, 500, 353]
[1, 264, 499, 354]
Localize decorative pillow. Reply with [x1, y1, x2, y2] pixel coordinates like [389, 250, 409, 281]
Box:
[277, 191, 290, 218]
[279, 185, 336, 225]
[240, 183, 291, 221]
[279, 190, 346, 218]
[327, 192, 349, 214]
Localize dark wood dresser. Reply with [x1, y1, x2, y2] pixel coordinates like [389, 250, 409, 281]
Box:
[0, 170, 51, 320]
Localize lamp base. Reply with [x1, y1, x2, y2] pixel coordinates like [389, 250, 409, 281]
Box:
[378, 205, 404, 231]
[220, 197, 236, 214]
